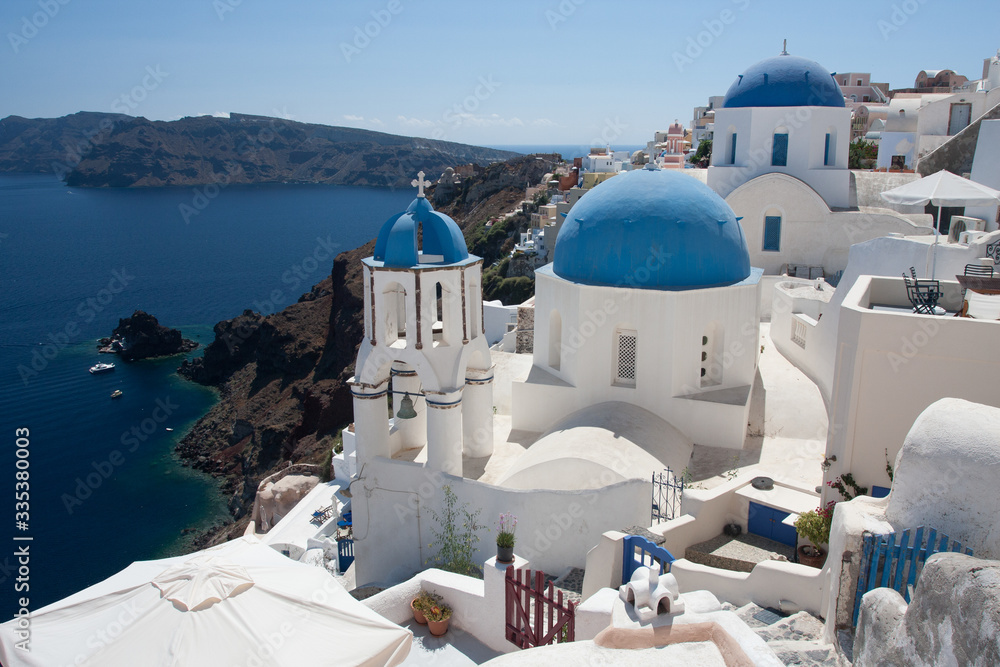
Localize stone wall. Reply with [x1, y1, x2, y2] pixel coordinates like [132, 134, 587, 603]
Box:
[854, 552, 1000, 666]
[917, 100, 1000, 176]
[515, 303, 534, 353]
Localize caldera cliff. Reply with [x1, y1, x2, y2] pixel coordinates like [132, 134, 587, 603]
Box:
[177, 154, 558, 546]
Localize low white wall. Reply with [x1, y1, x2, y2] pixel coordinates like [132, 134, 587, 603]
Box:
[582, 474, 824, 613]
[671, 559, 824, 615]
[484, 301, 518, 346]
[351, 456, 649, 587]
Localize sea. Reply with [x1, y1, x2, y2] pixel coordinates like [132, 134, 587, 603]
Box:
[0, 173, 416, 618]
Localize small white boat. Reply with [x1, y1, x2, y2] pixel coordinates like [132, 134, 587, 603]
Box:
[110, 390, 123, 399]
[165, 428, 174, 432]
[89, 362, 116, 374]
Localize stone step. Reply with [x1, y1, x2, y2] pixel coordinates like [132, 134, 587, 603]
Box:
[766, 640, 844, 667]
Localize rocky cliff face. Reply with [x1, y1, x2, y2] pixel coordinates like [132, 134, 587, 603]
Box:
[0, 112, 519, 188]
[177, 154, 558, 546]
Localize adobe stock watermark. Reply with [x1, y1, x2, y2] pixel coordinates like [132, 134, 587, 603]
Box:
[877, 0, 930, 41]
[17, 268, 135, 386]
[673, 0, 752, 73]
[545, 0, 586, 31]
[250, 235, 342, 315]
[111, 65, 169, 114]
[7, 0, 72, 54]
[340, 0, 404, 63]
[887, 317, 939, 372]
[51, 66, 168, 180]
[61, 396, 180, 514]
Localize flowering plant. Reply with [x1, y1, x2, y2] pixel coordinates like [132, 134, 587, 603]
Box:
[424, 602, 452, 622]
[412, 590, 442, 613]
[794, 501, 835, 550]
[496, 512, 517, 548]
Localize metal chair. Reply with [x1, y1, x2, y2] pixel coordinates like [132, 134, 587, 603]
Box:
[903, 275, 942, 315]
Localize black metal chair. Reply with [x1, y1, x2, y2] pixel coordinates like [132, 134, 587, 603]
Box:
[903, 273, 942, 315]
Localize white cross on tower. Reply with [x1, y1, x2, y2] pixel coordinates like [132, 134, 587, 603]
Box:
[646, 140, 658, 170]
[411, 171, 430, 198]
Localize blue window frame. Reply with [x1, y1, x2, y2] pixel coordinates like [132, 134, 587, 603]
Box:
[772, 132, 788, 166]
[729, 133, 737, 165]
[763, 216, 781, 252]
[824, 133, 832, 166]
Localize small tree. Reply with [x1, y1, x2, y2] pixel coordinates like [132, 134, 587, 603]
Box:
[692, 138, 712, 166]
[848, 139, 878, 169]
[427, 486, 483, 576]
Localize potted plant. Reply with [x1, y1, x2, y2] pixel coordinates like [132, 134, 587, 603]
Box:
[496, 512, 517, 563]
[425, 600, 453, 637]
[410, 590, 440, 625]
[794, 502, 834, 568]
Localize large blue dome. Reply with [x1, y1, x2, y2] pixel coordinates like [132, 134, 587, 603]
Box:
[722, 54, 845, 108]
[373, 196, 469, 267]
[553, 169, 751, 290]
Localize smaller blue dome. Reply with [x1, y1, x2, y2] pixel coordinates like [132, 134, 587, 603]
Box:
[723, 54, 845, 108]
[373, 196, 469, 267]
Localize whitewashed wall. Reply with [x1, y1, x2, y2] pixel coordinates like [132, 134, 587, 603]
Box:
[512, 267, 761, 450]
[350, 456, 649, 586]
[824, 276, 1000, 497]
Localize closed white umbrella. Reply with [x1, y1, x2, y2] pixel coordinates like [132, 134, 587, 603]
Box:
[0, 536, 411, 667]
[880, 170, 1000, 277]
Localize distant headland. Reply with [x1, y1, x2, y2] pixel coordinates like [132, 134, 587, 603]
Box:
[0, 111, 520, 189]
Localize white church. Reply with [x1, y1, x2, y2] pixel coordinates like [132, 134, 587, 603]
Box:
[346, 162, 767, 583]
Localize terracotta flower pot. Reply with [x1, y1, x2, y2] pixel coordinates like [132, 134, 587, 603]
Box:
[411, 599, 427, 625]
[497, 544, 514, 563]
[798, 545, 827, 568]
[427, 617, 449, 637]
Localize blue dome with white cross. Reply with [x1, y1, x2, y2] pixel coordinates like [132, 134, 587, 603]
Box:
[373, 187, 469, 268]
[552, 168, 752, 290]
[722, 53, 845, 108]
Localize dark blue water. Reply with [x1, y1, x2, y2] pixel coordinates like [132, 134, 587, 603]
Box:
[0, 174, 414, 617]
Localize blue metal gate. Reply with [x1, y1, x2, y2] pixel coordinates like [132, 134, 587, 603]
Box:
[622, 535, 676, 585]
[338, 538, 355, 572]
[651, 468, 684, 524]
[853, 527, 973, 625]
[747, 501, 797, 547]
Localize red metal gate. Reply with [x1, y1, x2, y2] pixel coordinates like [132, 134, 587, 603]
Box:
[504, 566, 575, 649]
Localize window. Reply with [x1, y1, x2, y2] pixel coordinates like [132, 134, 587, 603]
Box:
[382, 282, 407, 346]
[824, 133, 831, 166]
[763, 216, 781, 252]
[614, 329, 637, 387]
[549, 311, 562, 371]
[863, 95, 870, 102]
[701, 324, 723, 388]
[729, 133, 737, 165]
[857, 79, 863, 86]
[771, 132, 788, 167]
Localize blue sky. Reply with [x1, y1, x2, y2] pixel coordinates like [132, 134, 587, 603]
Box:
[1, 0, 997, 146]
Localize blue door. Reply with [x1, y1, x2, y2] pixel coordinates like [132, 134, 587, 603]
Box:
[748, 502, 797, 547]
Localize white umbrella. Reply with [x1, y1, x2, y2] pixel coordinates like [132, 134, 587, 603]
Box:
[880, 170, 1000, 277]
[0, 536, 411, 667]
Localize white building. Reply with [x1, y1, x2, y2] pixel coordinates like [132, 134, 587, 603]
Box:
[705, 49, 931, 278]
[512, 166, 763, 451]
[708, 51, 852, 208]
[349, 175, 495, 477]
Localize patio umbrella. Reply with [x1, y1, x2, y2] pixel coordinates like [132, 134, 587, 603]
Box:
[880, 170, 1000, 278]
[0, 536, 411, 667]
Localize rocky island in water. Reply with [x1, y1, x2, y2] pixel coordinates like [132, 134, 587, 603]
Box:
[99, 310, 198, 361]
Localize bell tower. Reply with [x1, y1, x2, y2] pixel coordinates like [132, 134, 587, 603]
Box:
[349, 172, 494, 477]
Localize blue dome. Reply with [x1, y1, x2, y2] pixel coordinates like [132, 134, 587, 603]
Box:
[553, 169, 751, 290]
[722, 54, 845, 108]
[373, 196, 469, 267]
